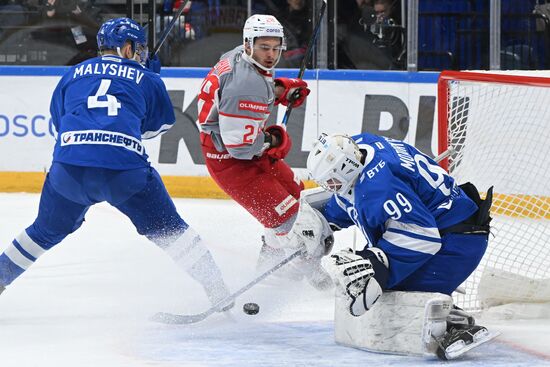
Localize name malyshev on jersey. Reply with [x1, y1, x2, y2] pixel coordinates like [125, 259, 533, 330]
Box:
[73, 58, 144, 84]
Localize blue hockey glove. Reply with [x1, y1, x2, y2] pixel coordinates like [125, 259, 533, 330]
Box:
[146, 55, 161, 74]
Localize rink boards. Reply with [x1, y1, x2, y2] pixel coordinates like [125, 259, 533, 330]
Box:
[0, 67, 439, 196]
[0, 67, 548, 219]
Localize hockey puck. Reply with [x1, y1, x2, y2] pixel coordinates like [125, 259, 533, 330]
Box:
[243, 302, 260, 315]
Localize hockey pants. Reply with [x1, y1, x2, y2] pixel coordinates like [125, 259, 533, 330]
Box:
[383, 232, 489, 295]
[201, 133, 304, 228]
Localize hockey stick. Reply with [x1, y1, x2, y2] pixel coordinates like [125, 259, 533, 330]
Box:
[434, 147, 456, 163]
[150, 0, 192, 58]
[151, 248, 305, 324]
[280, 0, 327, 127]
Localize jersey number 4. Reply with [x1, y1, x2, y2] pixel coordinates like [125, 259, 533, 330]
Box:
[87, 79, 121, 116]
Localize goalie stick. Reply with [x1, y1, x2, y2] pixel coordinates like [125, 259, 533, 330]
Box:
[150, 0, 191, 58]
[280, 0, 327, 127]
[434, 147, 456, 164]
[152, 248, 305, 324]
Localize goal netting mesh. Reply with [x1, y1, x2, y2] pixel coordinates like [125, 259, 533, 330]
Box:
[438, 71, 550, 312]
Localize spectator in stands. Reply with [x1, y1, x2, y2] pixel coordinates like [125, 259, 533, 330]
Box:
[337, 0, 391, 69]
[36, 0, 101, 64]
[370, 0, 405, 68]
[277, 0, 311, 67]
[374, 0, 392, 23]
[43, 0, 82, 17]
[0, 0, 27, 37]
[338, 0, 373, 34]
[337, 0, 404, 70]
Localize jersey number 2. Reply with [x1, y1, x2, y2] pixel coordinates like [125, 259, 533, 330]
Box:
[87, 79, 121, 116]
[243, 125, 255, 144]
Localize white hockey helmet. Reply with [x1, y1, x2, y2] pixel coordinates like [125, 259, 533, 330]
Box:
[242, 14, 286, 71]
[307, 134, 365, 195]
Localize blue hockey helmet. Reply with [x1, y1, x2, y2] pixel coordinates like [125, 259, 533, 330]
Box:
[97, 18, 148, 63]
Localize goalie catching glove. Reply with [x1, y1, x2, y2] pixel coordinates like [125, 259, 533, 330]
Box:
[274, 77, 310, 108]
[330, 247, 389, 317]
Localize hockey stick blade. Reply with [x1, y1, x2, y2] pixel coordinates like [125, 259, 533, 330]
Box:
[150, 0, 191, 57]
[151, 310, 211, 324]
[280, 0, 327, 127]
[151, 248, 305, 325]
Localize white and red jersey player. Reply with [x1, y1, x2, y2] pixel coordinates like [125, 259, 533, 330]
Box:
[197, 15, 310, 236]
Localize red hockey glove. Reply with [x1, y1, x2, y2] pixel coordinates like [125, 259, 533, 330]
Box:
[275, 77, 311, 108]
[265, 125, 292, 160]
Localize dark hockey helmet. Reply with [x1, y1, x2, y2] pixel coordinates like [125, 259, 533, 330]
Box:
[97, 18, 148, 63]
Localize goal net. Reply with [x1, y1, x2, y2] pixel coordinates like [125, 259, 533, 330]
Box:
[438, 71, 550, 313]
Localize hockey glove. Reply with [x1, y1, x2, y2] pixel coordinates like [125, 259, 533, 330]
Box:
[264, 125, 292, 160]
[330, 248, 380, 317]
[281, 200, 334, 259]
[274, 77, 310, 108]
[146, 55, 161, 74]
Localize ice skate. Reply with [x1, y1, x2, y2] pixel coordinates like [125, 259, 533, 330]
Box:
[447, 306, 476, 328]
[436, 324, 498, 360]
[436, 307, 498, 360]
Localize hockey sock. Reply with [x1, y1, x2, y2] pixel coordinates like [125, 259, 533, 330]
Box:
[0, 230, 47, 286]
[162, 227, 231, 309]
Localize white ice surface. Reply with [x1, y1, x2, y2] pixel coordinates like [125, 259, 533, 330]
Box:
[0, 193, 549, 366]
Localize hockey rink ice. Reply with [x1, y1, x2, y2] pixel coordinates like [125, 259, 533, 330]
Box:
[0, 193, 549, 367]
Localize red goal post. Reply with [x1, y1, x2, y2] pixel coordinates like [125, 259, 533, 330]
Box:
[437, 70, 550, 313]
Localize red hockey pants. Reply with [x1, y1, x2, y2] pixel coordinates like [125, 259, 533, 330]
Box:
[200, 133, 304, 228]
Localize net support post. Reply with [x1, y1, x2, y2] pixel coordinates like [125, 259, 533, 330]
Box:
[490, 0, 501, 70]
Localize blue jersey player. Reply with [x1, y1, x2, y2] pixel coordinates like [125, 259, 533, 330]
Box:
[0, 18, 233, 313]
[307, 133, 494, 358]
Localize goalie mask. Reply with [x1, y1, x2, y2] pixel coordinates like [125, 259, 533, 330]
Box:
[242, 14, 286, 72]
[97, 18, 148, 64]
[307, 134, 365, 195]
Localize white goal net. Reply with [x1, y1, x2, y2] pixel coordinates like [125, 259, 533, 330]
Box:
[438, 71, 550, 312]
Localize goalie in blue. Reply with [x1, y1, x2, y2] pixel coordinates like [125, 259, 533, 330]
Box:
[307, 133, 492, 359]
[0, 17, 233, 313]
[307, 133, 494, 359]
[307, 133, 493, 310]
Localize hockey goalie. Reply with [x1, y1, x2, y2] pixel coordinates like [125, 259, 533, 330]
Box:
[304, 132, 499, 360]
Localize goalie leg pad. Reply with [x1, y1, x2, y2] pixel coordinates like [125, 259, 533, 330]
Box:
[335, 291, 453, 356]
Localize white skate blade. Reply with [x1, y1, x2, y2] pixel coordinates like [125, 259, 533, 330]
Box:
[445, 330, 500, 360]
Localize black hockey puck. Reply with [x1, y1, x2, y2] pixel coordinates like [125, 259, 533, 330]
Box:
[243, 302, 260, 315]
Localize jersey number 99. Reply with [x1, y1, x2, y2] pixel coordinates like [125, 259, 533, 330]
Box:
[383, 192, 412, 220]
